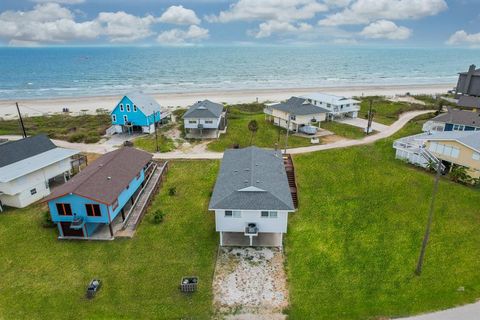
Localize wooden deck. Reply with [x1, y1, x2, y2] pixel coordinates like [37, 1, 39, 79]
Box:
[283, 154, 298, 209]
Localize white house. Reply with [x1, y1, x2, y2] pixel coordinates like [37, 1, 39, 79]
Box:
[264, 97, 328, 132]
[208, 146, 296, 247]
[183, 100, 226, 139]
[301, 93, 360, 119]
[0, 135, 79, 210]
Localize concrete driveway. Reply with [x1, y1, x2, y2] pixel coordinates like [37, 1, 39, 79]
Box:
[337, 117, 389, 132]
[398, 301, 480, 320]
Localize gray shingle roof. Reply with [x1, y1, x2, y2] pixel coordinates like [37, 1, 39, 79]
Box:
[209, 146, 295, 211]
[432, 109, 480, 127]
[269, 97, 329, 115]
[457, 96, 480, 109]
[183, 100, 224, 119]
[124, 92, 161, 115]
[0, 135, 56, 167]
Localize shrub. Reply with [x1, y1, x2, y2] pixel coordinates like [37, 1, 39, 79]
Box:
[84, 134, 101, 144]
[168, 187, 176, 196]
[67, 133, 86, 143]
[42, 211, 56, 228]
[152, 210, 165, 224]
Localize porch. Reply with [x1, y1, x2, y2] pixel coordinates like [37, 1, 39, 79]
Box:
[220, 232, 283, 247]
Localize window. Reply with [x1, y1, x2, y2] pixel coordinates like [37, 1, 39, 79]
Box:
[290, 115, 296, 121]
[30, 188, 37, 195]
[112, 114, 116, 122]
[86, 204, 102, 217]
[205, 120, 213, 124]
[473, 152, 480, 161]
[453, 124, 465, 131]
[261, 211, 277, 218]
[430, 142, 460, 158]
[429, 142, 437, 152]
[225, 210, 233, 217]
[123, 115, 128, 123]
[56, 203, 72, 216]
[189, 120, 197, 124]
[120, 104, 124, 112]
[224, 210, 241, 218]
[327, 103, 331, 108]
[451, 147, 460, 158]
[133, 105, 137, 112]
[232, 210, 241, 218]
[126, 104, 131, 112]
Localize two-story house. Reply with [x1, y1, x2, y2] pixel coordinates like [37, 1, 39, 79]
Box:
[300, 93, 360, 120]
[264, 97, 328, 133]
[209, 146, 296, 247]
[111, 92, 169, 134]
[455, 64, 480, 110]
[182, 100, 226, 139]
[422, 108, 480, 133]
[0, 135, 79, 209]
[44, 147, 153, 239]
[393, 131, 480, 179]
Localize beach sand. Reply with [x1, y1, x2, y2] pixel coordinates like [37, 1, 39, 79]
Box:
[0, 83, 453, 119]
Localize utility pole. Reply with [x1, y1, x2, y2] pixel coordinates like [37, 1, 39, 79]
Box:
[153, 111, 159, 152]
[16, 102, 27, 138]
[284, 114, 292, 154]
[415, 159, 442, 276]
[366, 99, 374, 135]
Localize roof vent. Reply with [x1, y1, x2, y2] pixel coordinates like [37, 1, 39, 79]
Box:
[107, 176, 111, 180]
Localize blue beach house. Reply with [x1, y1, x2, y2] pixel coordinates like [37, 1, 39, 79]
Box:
[111, 92, 167, 134]
[44, 147, 154, 240]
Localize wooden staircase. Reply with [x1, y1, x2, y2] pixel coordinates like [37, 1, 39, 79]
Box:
[283, 154, 298, 209]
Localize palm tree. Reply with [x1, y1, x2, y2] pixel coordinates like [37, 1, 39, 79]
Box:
[248, 120, 259, 145]
[449, 165, 469, 183]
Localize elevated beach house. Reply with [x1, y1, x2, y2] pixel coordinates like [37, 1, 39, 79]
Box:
[44, 147, 153, 239]
[0, 135, 79, 210]
[183, 100, 226, 139]
[422, 108, 480, 133]
[209, 146, 296, 247]
[393, 131, 480, 179]
[264, 97, 328, 132]
[455, 64, 480, 109]
[300, 93, 360, 120]
[111, 92, 169, 134]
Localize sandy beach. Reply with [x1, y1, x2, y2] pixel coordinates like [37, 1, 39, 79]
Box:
[0, 83, 453, 119]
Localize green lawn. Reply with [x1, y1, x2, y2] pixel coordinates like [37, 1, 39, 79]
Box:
[207, 105, 311, 152]
[133, 134, 176, 153]
[0, 161, 219, 319]
[286, 116, 480, 319]
[321, 121, 366, 139]
[358, 96, 431, 125]
[0, 114, 111, 143]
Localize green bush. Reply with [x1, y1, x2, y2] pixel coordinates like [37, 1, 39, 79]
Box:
[84, 134, 101, 144]
[67, 133, 86, 143]
[42, 211, 55, 228]
[168, 187, 176, 196]
[152, 210, 165, 224]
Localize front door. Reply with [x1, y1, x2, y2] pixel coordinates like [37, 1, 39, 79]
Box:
[60, 222, 84, 237]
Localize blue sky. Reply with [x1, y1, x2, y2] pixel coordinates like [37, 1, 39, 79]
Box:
[0, 0, 479, 47]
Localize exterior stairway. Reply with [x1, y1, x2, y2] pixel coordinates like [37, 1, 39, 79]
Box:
[283, 154, 298, 209]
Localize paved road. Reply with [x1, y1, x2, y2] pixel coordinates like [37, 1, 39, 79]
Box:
[337, 117, 389, 132]
[398, 301, 480, 320]
[0, 110, 433, 159]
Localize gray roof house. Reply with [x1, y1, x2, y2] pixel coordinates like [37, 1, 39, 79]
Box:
[182, 100, 226, 139]
[209, 146, 295, 247]
[0, 135, 79, 209]
[455, 64, 480, 109]
[265, 97, 329, 132]
[422, 108, 480, 132]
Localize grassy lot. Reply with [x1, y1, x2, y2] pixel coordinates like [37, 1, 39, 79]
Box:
[358, 96, 431, 125]
[286, 115, 480, 319]
[207, 104, 311, 152]
[0, 161, 219, 319]
[321, 121, 366, 139]
[133, 132, 176, 153]
[0, 114, 111, 143]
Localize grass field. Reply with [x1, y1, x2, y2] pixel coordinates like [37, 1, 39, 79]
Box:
[286, 116, 480, 319]
[0, 161, 219, 319]
[358, 97, 431, 125]
[0, 114, 111, 143]
[133, 134, 176, 153]
[321, 121, 366, 139]
[207, 104, 312, 152]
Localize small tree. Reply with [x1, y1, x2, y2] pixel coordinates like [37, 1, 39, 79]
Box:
[248, 120, 259, 145]
[449, 165, 469, 184]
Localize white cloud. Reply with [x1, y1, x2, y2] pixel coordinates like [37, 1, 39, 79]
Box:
[157, 25, 209, 45]
[0, 3, 101, 45]
[319, 0, 447, 26]
[255, 21, 313, 38]
[360, 20, 411, 40]
[31, 0, 85, 4]
[207, 0, 327, 23]
[446, 30, 480, 46]
[97, 12, 156, 42]
[159, 5, 201, 25]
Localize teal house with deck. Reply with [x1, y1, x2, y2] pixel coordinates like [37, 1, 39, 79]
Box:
[44, 147, 153, 240]
[111, 92, 168, 134]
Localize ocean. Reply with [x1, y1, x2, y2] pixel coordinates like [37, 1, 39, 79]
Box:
[0, 46, 478, 100]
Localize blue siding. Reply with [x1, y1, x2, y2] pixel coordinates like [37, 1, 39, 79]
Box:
[111, 96, 161, 127]
[107, 168, 146, 221]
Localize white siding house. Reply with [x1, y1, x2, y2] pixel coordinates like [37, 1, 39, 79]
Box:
[209, 146, 295, 247]
[183, 100, 226, 139]
[0, 135, 79, 209]
[301, 93, 360, 119]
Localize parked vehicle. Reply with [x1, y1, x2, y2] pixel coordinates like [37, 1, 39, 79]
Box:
[299, 125, 318, 135]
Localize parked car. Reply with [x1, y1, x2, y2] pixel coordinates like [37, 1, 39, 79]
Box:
[299, 125, 318, 135]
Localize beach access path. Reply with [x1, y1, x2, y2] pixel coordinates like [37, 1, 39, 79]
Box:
[0, 110, 434, 159]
